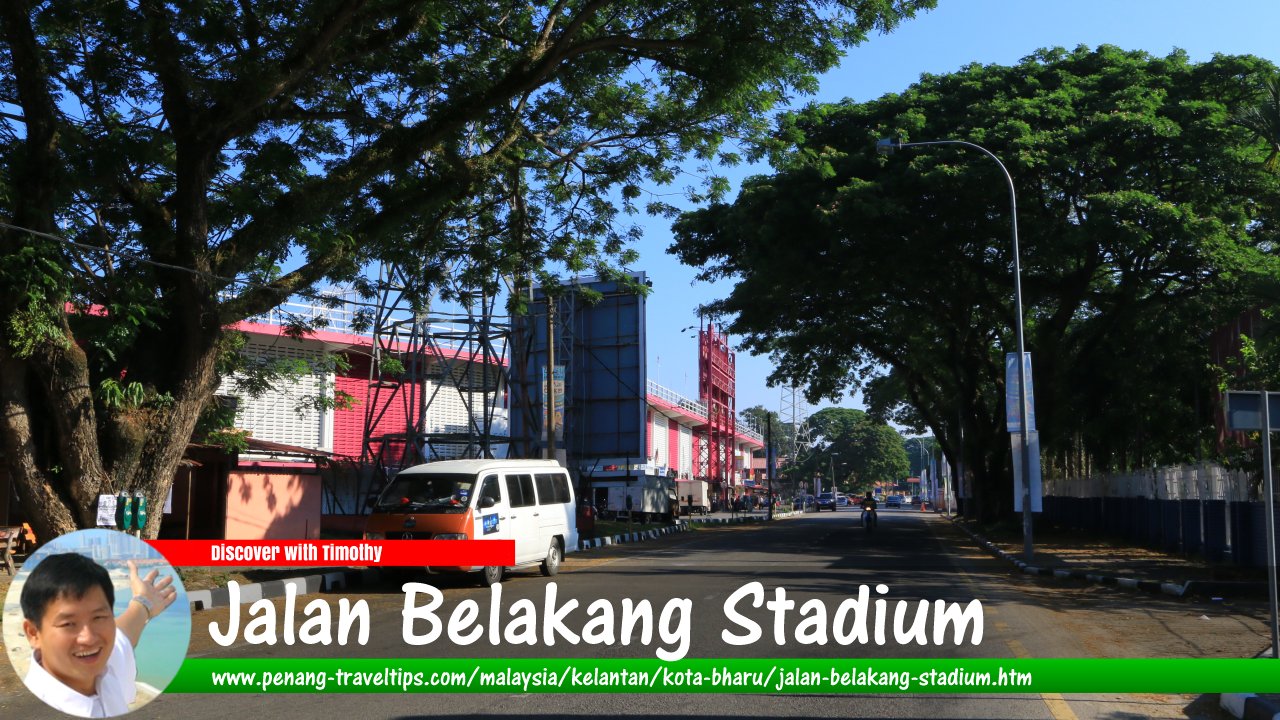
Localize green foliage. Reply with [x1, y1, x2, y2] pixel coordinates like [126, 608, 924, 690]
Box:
[0, 0, 936, 533]
[193, 396, 250, 453]
[204, 427, 251, 454]
[0, 243, 70, 358]
[739, 405, 795, 455]
[903, 436, 939, 478]
[803, 407, 908, 491]
[672, 46, 1280, 517]
[97, 379, 146, 410]
[1235, 71, 1280, 171]
[378, 356, 406, 378]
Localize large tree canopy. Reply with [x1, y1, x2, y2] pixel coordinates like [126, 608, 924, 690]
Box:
[672, 46, 1280, 520]
[792, 407, 906, 493]
[0, 0, 935, 538]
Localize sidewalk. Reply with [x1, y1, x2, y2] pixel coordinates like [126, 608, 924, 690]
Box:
[945, 511, 1278, 720]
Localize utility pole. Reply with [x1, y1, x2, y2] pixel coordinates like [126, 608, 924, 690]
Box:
[545, 295, 555, 461]
[767, 416, 776, 521]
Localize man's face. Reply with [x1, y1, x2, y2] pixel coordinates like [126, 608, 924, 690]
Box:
[23, 585, 116, 696]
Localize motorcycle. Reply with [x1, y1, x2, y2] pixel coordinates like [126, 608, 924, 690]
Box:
[861, 505, 878, 531]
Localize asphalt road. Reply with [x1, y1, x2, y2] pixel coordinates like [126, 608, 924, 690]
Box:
[4, 508, 1261, 719]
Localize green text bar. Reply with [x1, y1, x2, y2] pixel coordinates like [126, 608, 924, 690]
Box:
[168, 658, 1280, 694]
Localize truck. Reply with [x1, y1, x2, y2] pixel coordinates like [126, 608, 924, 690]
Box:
[676, 479, 711, 515]
[591, 474, 677, 523]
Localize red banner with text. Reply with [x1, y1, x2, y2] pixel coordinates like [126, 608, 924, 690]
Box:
[146, 540, 514, 567]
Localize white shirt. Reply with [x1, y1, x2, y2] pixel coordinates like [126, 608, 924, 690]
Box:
[24, 630, 137, 718]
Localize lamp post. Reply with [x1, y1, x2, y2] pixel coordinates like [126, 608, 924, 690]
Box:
[877, 137, 1034, 562]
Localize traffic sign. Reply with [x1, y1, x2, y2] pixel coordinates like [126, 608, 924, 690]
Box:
[1225, 390, 1280, 431]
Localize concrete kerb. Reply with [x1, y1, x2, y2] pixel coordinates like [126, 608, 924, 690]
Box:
[1221, 647, 1280, 720]
[948, 517, 1194, 599]
[186, 570, 373, 611]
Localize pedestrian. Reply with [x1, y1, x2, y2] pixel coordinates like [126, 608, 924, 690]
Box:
[19, 553, 178, 717]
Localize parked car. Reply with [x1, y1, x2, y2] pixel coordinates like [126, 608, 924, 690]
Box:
[910, 495, 922, 506]
[837, 494, 851, 507]
[817, 492, 837, 511]
[885, 495, 904, 509]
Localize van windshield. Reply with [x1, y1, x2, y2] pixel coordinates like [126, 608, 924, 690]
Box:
[374, 473, 475, 513]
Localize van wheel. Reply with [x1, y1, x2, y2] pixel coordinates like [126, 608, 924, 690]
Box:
[540, 540, 562, 577]
[480, 565, 504, 586]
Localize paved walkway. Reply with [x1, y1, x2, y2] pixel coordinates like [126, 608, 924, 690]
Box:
[942, 511, 1277, 719]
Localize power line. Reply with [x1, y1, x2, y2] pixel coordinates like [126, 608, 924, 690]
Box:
[0, 220, 512, 319]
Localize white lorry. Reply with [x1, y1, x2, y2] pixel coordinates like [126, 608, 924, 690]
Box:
[676, 479, 711, 515]
[593, 475, 677, 523]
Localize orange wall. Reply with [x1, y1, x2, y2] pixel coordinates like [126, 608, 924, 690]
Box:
[224, 470, 322, 540]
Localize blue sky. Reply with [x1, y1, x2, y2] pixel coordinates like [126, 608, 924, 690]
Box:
[638, 0, 1280, 419]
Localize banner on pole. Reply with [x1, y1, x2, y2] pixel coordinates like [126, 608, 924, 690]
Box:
[1005, 353, 1036, 434]
[1011, 431, 1043, 512]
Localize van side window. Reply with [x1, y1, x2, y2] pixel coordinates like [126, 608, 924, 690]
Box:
[506, 474, 536, 508]
[480, 475, 500, 505]
[536, 473, 571, 505]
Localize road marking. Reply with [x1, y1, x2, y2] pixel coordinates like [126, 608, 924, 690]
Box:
[1039, 694, 1078, 720]
[923, 521, 1077, 719]
[1006, 640, 1078, 720]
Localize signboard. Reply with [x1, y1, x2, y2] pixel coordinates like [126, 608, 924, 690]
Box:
[513, 273, 647, 463]
[1005, 353, 1037, 433]
[96, 494, 118, 527]
[1225, 390, 1280, 431]
[540, 364, 566, 441]
[1011, 431, 1043, 512]
[1224, 389, 1280, 656]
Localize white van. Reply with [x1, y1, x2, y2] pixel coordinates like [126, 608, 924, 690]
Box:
[364, 459, 578, 585]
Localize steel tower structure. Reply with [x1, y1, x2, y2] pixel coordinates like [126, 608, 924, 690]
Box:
[695, 324, 737, 503]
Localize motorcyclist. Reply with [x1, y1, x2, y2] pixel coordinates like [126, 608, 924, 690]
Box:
[860, 491, 878, 529]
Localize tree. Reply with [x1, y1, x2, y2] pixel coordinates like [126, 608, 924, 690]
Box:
[804, 407, 907, 492]
[902, 435, 937, 478]
[672, 46, 1280, 521]
[0, 1, 936, 539]
[1236, 70, 1280, 172]
[739, 405, 795, 459]
[1228, 72, 1280, 401]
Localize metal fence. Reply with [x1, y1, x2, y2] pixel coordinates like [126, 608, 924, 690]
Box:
[1040, 462, 1274, 567]
[1043, 462, 1253, 501]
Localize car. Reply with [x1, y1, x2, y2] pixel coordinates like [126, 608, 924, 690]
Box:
[836, 495, 851, 507]
[910, 495, 922, 506]
[816, 492, 837, 511]
[885, 495, 904, 509]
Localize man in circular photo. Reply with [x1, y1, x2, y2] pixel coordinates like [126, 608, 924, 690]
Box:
[4, 529, 189, 718]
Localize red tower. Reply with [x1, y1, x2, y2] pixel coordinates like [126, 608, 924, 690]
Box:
[696, 323, 737, 503]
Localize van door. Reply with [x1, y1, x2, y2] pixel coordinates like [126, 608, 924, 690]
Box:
[503, 473, 540, 564]
[473, 474, 504, 543]
[534, 471, 572, 554]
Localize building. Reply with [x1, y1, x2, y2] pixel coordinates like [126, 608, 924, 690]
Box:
[508, 274, 763, 517]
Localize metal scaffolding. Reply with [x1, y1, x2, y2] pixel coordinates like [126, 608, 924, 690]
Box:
[353, 262, 512, 499]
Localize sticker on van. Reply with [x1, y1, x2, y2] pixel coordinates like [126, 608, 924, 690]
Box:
[481, 514, 499, 535]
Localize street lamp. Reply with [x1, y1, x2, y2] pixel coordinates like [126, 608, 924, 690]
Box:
[877, 137, 1034, 562]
